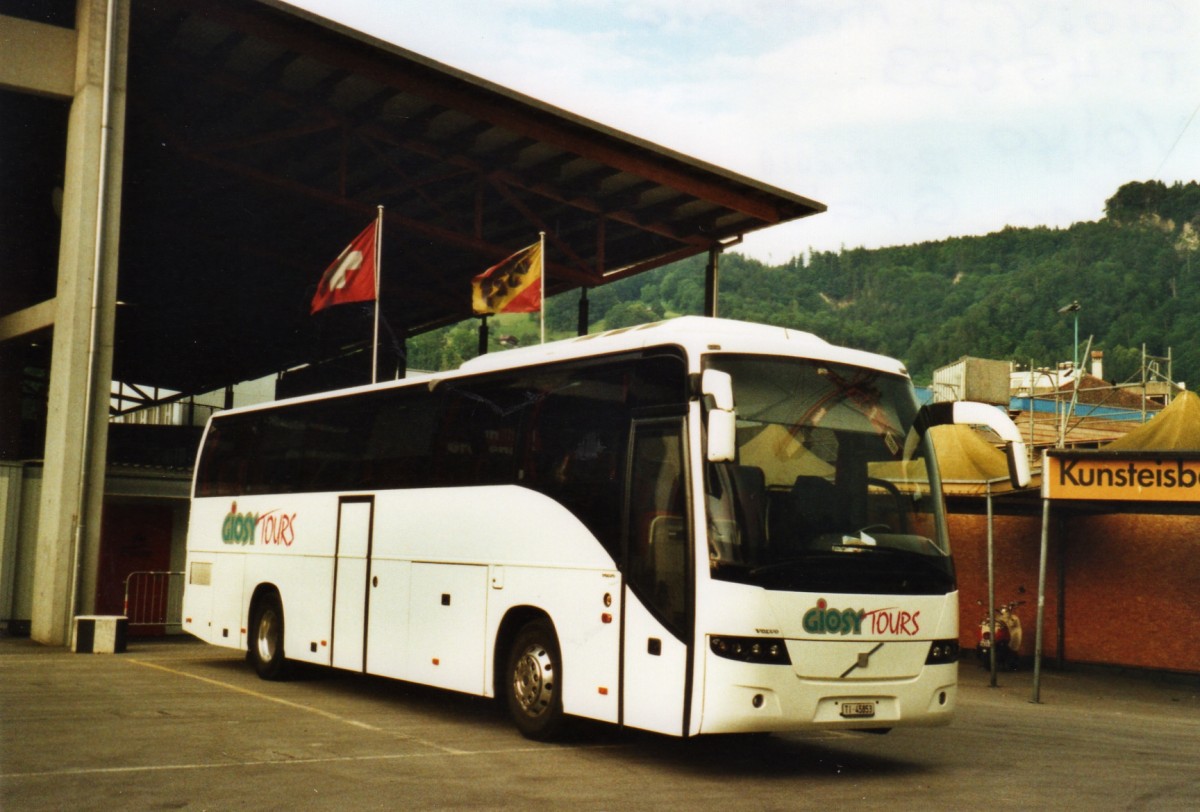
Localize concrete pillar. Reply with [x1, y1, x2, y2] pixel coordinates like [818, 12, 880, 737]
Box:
[31, 0, 128, 645]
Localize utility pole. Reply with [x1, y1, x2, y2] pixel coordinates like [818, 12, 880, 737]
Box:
[1056, 301, 1081, 447]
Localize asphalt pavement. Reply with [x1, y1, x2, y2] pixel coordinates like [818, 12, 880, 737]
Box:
[1, 633, 1196, 810]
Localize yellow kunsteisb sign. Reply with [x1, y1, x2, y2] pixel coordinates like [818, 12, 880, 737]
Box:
[1043, 453, 1200, 502]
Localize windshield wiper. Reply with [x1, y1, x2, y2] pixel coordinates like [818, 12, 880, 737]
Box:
[747, 551, 868, 577]
[748, 557, 810, 577]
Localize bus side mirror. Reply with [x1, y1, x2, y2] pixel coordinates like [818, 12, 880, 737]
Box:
[707, 410, 736, 463]
[913, 401, 1031, 488]
[949, 402, 1031, 488]
[702, 369, 736, 463]
[1003, 441, 1031, 489]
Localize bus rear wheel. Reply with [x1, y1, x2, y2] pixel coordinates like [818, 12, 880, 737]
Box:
[249, 592, 289, 680]
[505, 620, 564, 740]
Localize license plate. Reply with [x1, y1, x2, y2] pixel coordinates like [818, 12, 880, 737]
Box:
[840, 701, 876, 719]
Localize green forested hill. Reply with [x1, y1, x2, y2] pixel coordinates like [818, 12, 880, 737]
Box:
[411, 180, 1200, 385]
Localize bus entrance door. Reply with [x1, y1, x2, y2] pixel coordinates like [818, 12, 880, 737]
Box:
[331, 496, 374, 672]
[622, 419, 691, 736]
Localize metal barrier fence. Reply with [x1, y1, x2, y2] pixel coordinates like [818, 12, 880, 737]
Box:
[122, 571, 185, 631]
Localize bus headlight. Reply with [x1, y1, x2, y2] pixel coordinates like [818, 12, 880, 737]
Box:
[709, 636, 791, 665]
[925, 639, 960, 664]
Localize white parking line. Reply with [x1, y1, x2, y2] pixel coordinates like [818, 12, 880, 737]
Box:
[126, 656, 493, 759]
[116, 656, 628, 771]
[3, 745, 570, 780]
[128, 656, 388, 733]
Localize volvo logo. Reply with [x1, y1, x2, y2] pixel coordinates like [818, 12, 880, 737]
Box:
[840, 642, 885, 678]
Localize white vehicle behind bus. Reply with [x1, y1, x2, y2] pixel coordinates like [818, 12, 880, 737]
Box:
[183, 316, 1027, 739]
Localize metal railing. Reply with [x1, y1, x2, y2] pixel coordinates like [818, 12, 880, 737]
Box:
[122, 571, 185, 631]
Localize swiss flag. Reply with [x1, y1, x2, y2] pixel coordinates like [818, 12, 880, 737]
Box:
[310, 221, 377, 314]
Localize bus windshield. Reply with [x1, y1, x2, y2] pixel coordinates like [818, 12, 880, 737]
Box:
[704, 354, 952, 596]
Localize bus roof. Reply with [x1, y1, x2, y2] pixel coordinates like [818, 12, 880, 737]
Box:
[457, 317, 905, 377]
[212, 317, 908, 418]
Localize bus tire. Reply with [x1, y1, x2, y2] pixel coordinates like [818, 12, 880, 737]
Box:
[505, 619, 564, 740]
[249, 591, 289, 681]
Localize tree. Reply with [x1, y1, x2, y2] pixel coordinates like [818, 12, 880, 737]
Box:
[603, 301, 659, 329]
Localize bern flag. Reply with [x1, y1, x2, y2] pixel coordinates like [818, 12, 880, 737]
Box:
[471, 242, 542, 315]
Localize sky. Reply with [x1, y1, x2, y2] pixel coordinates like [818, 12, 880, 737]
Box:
[288, 0, 1200, 264]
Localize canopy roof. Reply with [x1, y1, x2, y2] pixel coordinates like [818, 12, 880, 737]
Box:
[1102, 390, 1200, 451]
[104, 0, 824, 396]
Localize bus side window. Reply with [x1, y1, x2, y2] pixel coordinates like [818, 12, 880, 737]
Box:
[196, 420, 246, 497]
[366, 390, 438, 489]
[432, 388, 478, 486]
[434, 382, 526, 487]
[627, 420, 688, 632]
[525, 389, 624, 559]
[469, 385, 526, 485]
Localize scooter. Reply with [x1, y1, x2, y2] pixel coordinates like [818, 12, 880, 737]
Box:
[976, 599, 1025, 671]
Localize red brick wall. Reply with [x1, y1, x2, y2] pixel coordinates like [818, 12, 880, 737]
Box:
[949, 514, 1058, 658]
[949, 511, 1200, 674]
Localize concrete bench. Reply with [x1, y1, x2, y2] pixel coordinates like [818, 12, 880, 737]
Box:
[72, 615, 128, 654]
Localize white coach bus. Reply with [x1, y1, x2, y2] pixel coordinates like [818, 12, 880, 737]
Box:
[183, 316, 1028, 739]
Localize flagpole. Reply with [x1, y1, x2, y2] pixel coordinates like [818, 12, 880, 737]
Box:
[539, 230, 546, 344]
[373, 205, 383, 384]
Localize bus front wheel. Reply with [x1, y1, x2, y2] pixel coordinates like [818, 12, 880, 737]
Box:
[249, 592, 289, 681]
[505, 619, 564, 740]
